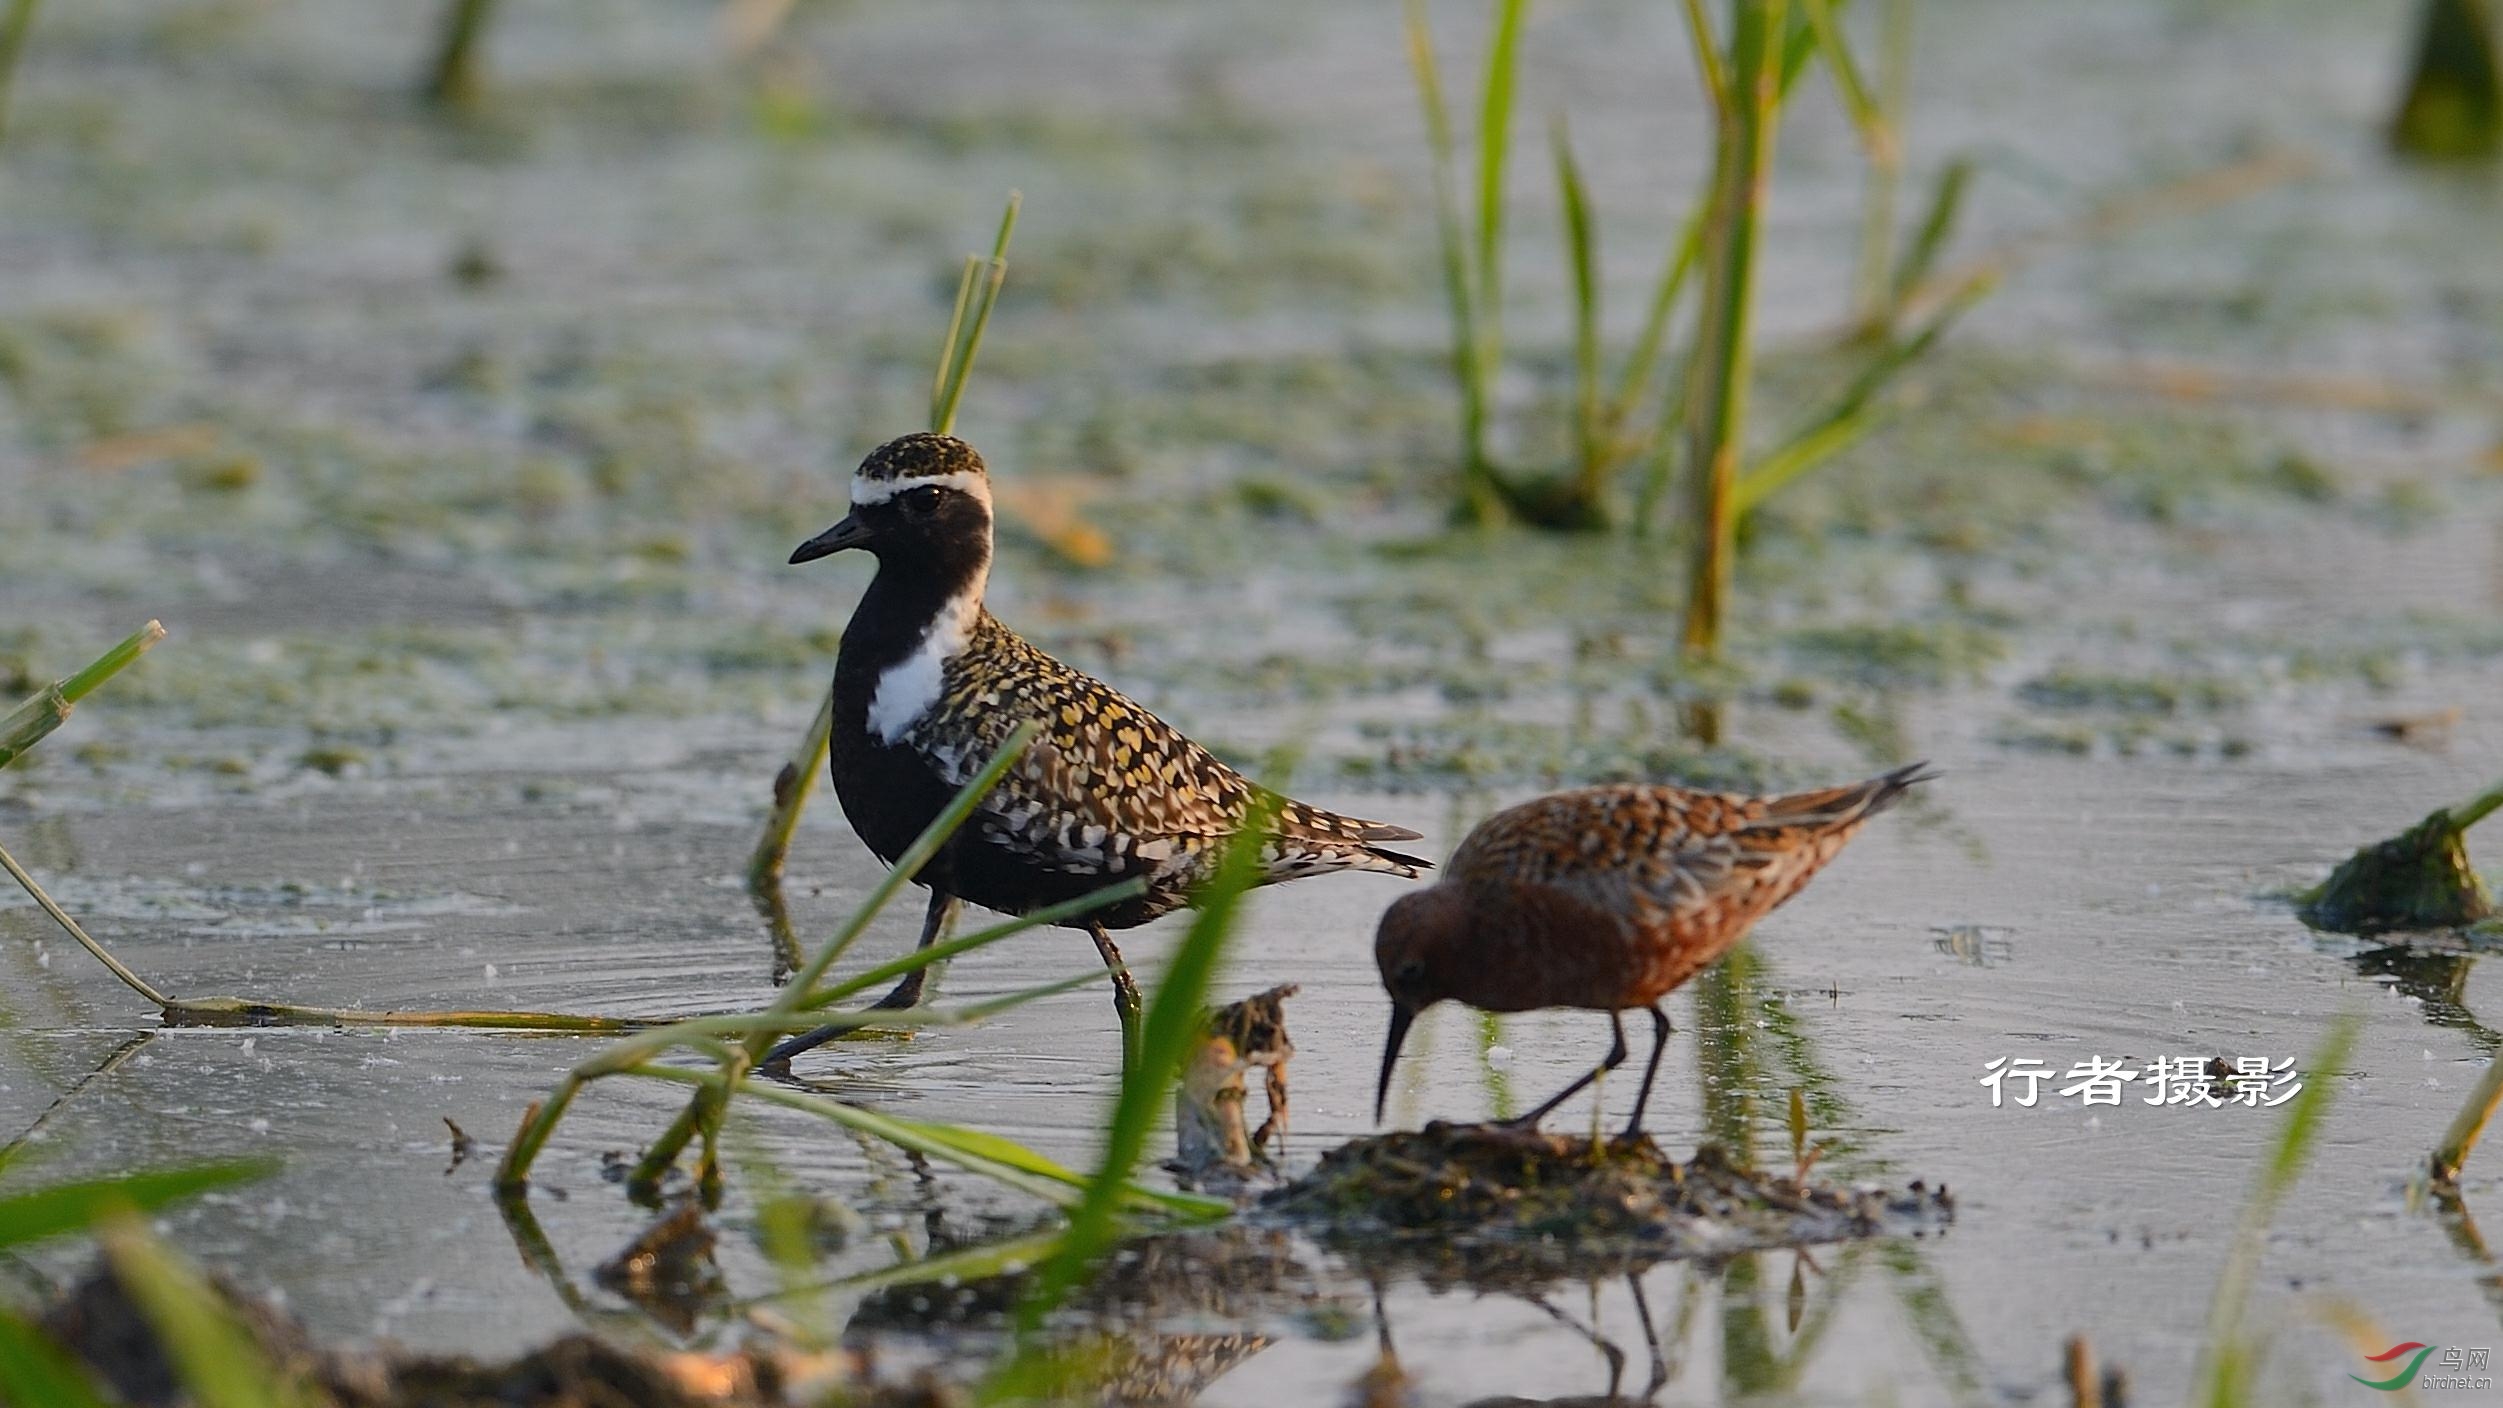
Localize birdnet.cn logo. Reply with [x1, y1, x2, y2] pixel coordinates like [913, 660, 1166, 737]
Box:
[2352, 1342, 2488, 1392]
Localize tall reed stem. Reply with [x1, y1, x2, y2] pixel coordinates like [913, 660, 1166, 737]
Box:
[1681, 0, 1787, 657]
[424, 0, 497, 110]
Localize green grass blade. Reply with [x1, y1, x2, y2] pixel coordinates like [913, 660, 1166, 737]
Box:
[931, 192, 1021, 437]
[1734, 267, 1991, 516]
[1678, 0, 1730, 114]
[1009, 796, 1275, 1337]
[1680, 0, 1789, 657]
[800, 878, 1146, 1009]
[1609, 179, 1710, 435]
[928, 255, 982, 432]
[1851, 0, 1914, 320]
[1890, 157, 1972, 306]
[1405, 0, 1495, 506]
[0, 1160, 274, 1251]
[58, 620, 166, 707]
[1471, 0, 1529, 392]
[809, 1228, 1065, 1301]
[101, 1217, 308, 1408]
[0, 1310, 113, 1408]
[1797, 0, 1889, 164]
[1, 621, 165, 771]
[759, 719, 1041, 1051]
[2193, 1013, 2361, 1408]
[630, 1065, 1224, 1219]
[1552, 116, 1602, 492]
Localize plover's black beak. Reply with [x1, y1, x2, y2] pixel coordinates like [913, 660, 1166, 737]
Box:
[1374, 1003, 1415, 1124]
[789, 514, 871, 564]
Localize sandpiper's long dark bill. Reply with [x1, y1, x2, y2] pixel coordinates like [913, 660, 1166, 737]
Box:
[772, 433, 1430, 1069]
[1373, 763, 1934, 1136]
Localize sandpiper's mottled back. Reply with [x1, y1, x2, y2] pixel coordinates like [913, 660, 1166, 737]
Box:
[1374, 762, 1933, 1136]
[770, 433, 1427, 1068]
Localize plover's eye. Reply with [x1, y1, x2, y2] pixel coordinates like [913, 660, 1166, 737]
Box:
[901, 484, 944, 517]
[1395, 958, 1425, 986]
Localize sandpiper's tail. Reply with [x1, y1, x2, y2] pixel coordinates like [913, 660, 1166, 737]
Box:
[1762, 760, 1938, 831]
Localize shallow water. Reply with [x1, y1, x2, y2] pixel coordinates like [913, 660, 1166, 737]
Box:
[5, 0, 2503, 1403]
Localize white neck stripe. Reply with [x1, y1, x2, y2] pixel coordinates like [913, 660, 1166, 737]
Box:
[849, 470, 991, 507]
[867, 589, 982, 744]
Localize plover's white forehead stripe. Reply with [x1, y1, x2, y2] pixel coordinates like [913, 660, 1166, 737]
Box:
[848, 470, 990, 507]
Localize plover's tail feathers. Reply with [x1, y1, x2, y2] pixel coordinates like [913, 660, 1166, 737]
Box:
[1269, 800, 1432, 879]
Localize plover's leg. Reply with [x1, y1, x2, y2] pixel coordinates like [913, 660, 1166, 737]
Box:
[1506, 1010, 1629, 1131]
[1087, 920, 1143, 1074]
[1621, 1005, 1674, 1139]
[763, 889, 957, 1070]
[869, 890, 961, 1011]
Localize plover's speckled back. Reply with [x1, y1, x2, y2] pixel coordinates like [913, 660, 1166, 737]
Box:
[1373, 762, 1933, 1137]
[771, 433, 1426, 1069]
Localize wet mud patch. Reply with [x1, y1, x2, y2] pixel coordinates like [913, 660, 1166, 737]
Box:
[1267, 1125, 1952, 1279]
[35, 1262, 937, 1408]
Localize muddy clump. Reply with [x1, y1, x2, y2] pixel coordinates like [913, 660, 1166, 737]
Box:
[32, 1262, 948, 1408]
[1267, 1124, 1951, 1277]
[2298, 807, 2496, 935]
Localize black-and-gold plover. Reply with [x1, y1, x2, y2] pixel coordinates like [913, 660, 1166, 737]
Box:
[768, 433, 1427, 1068]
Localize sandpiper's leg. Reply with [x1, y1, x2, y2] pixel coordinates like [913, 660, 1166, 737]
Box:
[1507, 1010, 1629, 1130]
[1626, 1272, 1670, 1399]
[1087, 920, 1143, 1073]
[869, 890, 962, 1011]
[1621, 1005, 1674, 1139]
[763, 889, 958, 1070]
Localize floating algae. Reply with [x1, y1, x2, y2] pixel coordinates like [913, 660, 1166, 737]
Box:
[1266, 1124, 1952, 1279]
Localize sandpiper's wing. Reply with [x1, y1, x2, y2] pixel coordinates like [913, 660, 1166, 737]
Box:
[905, 615, 1424, 882]
[1455, 764, 1929, 919]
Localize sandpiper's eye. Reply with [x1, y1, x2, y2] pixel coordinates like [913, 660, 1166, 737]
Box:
[1394, 958, 1425, 987]
[901, 484, 944, 517]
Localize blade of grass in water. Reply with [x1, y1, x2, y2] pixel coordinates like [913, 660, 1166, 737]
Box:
[799, 878, 1146, 1009]
[102, 1215, 309, 1408]
[1552, 117, 1603, 498]
[1682, 0, 1790, 657]
[1472, 0, 1529, 394]
[0, 1160, 274, 1251]
[1733, 267, 1994, 515]
[0, 621, 164, 771]
[931, 193, 1020, 436]
[1889, 156, 1972, 308]
[1853, 0, 1916, 321]
[2193, 1013, 2360, 1408]
[996, 797, 1276, 1375]
[422, 0, 496, 111]
[1798, 0, 1890, 165]
[1404, 0, 1496, 518]
[0, 1312, 112, 1408]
